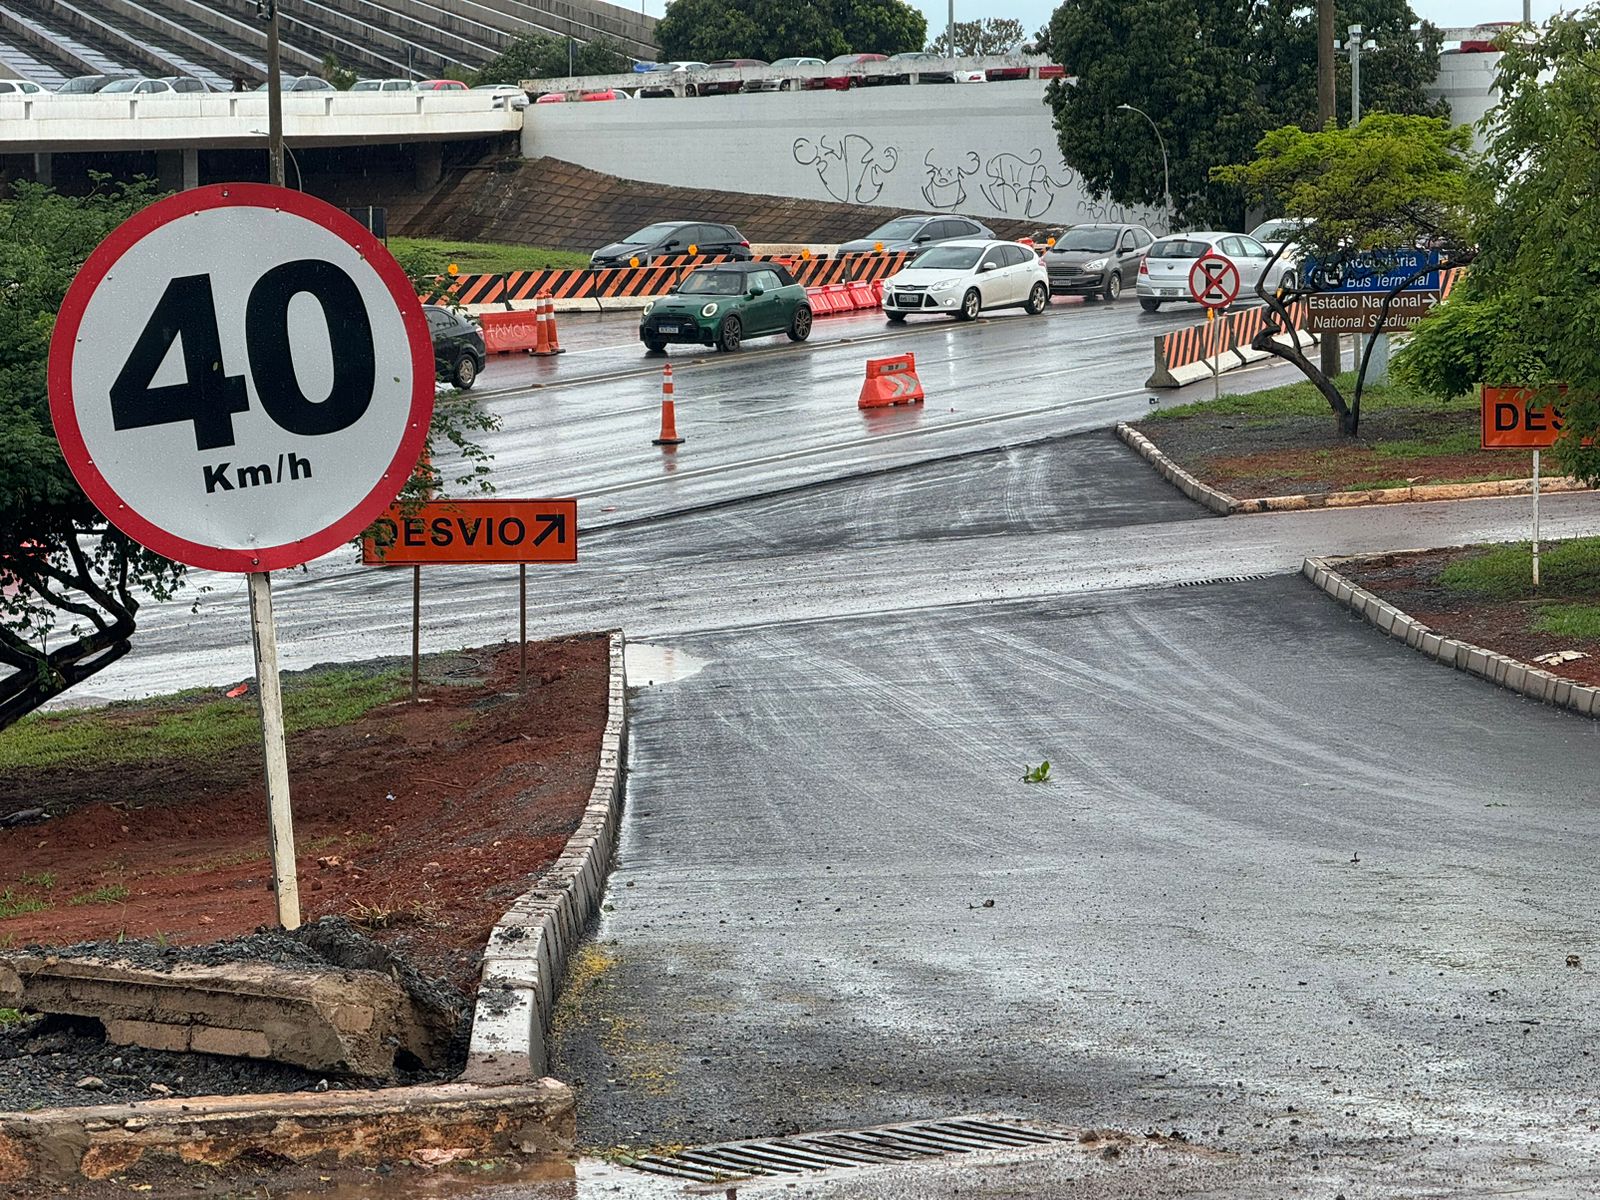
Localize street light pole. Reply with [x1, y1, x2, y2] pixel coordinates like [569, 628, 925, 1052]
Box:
[947, 0, 955, 58]
[1117, 103, 1170, 229]
[1348, 23, 1363, 124]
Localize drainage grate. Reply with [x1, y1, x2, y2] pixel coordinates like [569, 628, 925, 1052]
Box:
[617, 1115, 1077, 1183]
[1174, 572, 1273, 587]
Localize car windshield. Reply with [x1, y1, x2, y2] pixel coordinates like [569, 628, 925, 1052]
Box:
[1053, 228, 1118, 252]
[59, 77, 110, 93]
[352, 80, 381, 90]
[1149, 239, 1214, 259]
[1252, 219, 1306, 243]
[622, 223, 684, 244]
[827, 55, 860, 65]
[677, 270, 748, 296]
[867, 219, 926, 240]
[910, 245, 983, 270]
[100, 79, 141, 92]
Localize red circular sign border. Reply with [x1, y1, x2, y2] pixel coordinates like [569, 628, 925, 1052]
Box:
[48, 183, 434, 574]
[1188, 249, 1241, 310]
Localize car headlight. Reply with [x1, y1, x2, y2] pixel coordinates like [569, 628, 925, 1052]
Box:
[643, 300, 655, 316]
[701, 302, 719, 317]
[929, 278, 963, 291]
[1083, 258, 1109, 272]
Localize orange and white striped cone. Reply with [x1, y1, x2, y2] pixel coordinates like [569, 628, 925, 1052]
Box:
[652, 363, 684, 446]
[532, 294, 552, 355]
[543, 293, 564, 354]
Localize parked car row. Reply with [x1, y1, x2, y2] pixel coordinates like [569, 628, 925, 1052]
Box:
[626, 51, 1065, 97]
[12, 73, 498, 99]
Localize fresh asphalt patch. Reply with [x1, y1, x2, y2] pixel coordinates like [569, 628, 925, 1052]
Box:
[554, 575, 1600, 1181]
[590, 430, 1212, 557]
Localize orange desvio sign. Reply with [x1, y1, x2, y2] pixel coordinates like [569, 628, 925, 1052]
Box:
[362, 499, 577, 565]
[1481, 386, 1568, 449]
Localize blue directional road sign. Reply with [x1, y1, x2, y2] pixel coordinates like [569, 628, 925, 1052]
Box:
[1305, 249, 1441, 293]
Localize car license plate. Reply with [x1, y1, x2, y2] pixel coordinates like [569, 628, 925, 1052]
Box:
[657, 324, 680, 334]
[1160, 288, 1179, 297]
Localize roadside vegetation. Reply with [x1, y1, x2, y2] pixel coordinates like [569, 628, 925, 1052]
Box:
[0, 667, 408, 772]
[388, 237, 590, 276]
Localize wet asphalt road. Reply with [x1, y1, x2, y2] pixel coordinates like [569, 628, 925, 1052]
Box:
[61, 286, 1600, 1195]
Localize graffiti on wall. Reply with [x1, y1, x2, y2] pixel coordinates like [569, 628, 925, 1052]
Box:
[796, 130, 1156, 228]
[793, 135, 900, 204]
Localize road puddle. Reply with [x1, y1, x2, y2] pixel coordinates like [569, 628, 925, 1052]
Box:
[625, 643, 709, 687]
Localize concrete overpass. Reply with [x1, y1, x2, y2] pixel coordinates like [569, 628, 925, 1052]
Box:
[0, 89, 520, 189]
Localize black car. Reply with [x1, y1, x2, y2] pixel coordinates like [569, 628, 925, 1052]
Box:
[424, 304, 486, 389]
[1044, 222, 1156, 301]
[590, 221, 753, 268]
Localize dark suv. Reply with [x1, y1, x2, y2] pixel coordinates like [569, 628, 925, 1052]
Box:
[590, 221, 753, 268]
[424, 305, 486, 389]
[1044, 222, 1156, 301]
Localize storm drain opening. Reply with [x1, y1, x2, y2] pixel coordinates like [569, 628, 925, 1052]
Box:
[1175, 573, 1273, 587]
[617, 1115, 1079, 1183]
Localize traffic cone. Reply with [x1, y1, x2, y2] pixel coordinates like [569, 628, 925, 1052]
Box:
[543, 293, 564, 354]
[652, 364, 684, 445]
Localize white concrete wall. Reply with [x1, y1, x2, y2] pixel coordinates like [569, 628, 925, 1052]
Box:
[523, 84, 1170, 232]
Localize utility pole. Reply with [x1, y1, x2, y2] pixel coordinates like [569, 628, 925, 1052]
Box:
[262, 0, 283, 188]
[1348, 24, 1363, 124]
[948, 0, 955, 57]
[1316, 0, 1339, 382]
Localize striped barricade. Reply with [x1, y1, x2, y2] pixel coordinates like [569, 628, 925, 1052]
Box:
[1147, 299, 1315, 389]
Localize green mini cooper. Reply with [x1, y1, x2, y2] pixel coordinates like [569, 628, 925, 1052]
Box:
[640, 262, 814, 353]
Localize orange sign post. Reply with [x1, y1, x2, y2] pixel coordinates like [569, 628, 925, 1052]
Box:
[1480, 386, 1572, 588]
[363, 499, 578, 690]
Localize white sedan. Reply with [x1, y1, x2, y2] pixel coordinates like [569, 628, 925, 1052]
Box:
[881, 240, 1050, 322]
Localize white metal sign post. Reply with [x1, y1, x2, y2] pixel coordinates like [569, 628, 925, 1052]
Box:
[48, 184, 434, 929]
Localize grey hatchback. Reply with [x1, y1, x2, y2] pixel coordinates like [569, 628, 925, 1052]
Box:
[837, 214, 994, 254]
[1044, 222, 1155, 301]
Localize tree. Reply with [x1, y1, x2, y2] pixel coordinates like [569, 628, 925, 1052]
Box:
[320, 53, 357, 90]
[0, 184, 496, 732]
[471, 33, 631, 85]
[1044, 0, 1445, 228]
[927, 18, 1026, 57]
[1396, 12, 1600, 485]
[653, 0, 926, 63]
[1214, 114, 1474, 435]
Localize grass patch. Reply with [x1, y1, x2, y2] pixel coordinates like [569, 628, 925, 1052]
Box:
[1148, 372, 1472, 422]
[0, 889, 48, 918]
[0, 668, 408, 771]
[0, 1008, 21, 1025]
[19, 871, 54, 891]
[1439, 537, 1600, 601]
[68, 884, 129, 907]
[389, 237, 590, 276]
[1531, 604, 1600, 639]
[1370, 427, 1482, 459]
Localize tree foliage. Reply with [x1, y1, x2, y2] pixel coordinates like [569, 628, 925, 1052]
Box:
[1214, 114, 1474, 434]
[1045, 0, 1445, 228]
[653, 0, 926, 63]
[471, 33, 632, 84]
[0, 184, 497, 732]
[926, 18, 1026, 57]
[1396, 11, 1600, 485]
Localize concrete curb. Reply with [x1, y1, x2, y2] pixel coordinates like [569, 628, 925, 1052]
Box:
[463, 629, 628, 1083]
[1302, 557, 1600, 718]
[1120, 424, 1590, 516]
[1236, 475, 1590, 512]
[0, 1079, 574, 1185]
[1115, 422, 1238, 515]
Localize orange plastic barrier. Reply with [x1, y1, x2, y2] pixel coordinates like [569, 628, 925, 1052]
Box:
[806, 286, 838, 315]
[478, 309, 542, 354]
[846, 280, 876, 310]
[858, 353, 925, 409]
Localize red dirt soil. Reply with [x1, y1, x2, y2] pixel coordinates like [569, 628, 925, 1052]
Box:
[0, 636, 608, 998]
[1341, 550, 1600, 688]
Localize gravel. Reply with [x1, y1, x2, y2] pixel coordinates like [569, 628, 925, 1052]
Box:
[0, 917, 472, 1112]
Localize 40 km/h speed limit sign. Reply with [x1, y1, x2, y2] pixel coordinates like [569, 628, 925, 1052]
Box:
[47, 183, 435, 933]
[49, 184, 434, 573]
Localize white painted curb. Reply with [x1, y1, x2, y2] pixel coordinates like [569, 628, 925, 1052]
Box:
[1116, 422, 1238, 515]
[463, 631, 628, 1082]
[1302, 557, 1600, 718]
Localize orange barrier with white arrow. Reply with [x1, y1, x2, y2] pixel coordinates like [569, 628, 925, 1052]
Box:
[858, 353, 925, 409]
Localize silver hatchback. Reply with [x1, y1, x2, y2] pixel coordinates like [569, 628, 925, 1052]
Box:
[1136, 231, 1297, 312]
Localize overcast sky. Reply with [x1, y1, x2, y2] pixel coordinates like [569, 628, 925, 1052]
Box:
[634, 2, 1570, 40]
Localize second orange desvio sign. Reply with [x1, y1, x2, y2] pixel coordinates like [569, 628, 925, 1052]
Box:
[362, 499, 578, 565]
[1481, 386, 1567, 449]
